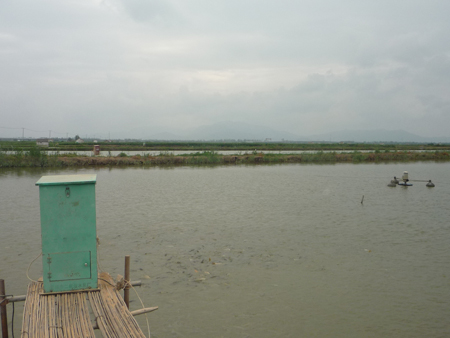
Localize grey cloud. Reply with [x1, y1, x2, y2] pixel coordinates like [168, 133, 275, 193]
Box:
[1, 0, 450, 139]
[115, 0, 179, 22]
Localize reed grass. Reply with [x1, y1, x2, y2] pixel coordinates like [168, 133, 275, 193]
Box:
[0, 149, 449, 168]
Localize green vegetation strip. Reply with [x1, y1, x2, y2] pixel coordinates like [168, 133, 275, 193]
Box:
[2, 140, 450, 152]
[1, 148, 449, 168]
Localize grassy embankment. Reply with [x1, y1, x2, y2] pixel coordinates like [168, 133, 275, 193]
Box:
[2, 140, 450, 152]
[1, 147, 449, 168]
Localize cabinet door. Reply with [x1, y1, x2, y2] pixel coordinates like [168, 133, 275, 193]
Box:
[48, 251, 92, 281]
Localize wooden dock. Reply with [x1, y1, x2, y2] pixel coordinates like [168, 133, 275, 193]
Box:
[21, 272, 152, 338]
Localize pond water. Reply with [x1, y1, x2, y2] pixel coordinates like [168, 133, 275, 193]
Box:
[1, 162, 449, 337]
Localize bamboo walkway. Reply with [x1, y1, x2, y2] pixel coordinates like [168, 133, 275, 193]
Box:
[21, 273, 146, 338]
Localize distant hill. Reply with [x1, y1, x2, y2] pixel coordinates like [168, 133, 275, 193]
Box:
[120, 122, 450, 143]
[307, 129, 450, 143]
[122, 121, 307, 141]
[181, 121, 307, 141]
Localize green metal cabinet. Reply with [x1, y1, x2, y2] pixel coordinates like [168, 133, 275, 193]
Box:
[36, 174, 98, 293]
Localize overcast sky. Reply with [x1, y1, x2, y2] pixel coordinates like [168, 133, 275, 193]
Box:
[1, 0, 449, 139]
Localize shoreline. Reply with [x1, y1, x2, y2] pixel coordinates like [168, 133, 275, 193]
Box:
[1, 151, 449, 167]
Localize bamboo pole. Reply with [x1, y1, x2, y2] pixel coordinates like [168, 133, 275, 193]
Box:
[4, 281, 142, 304]
[92, 306, 159, 329]
[0, 279, 8, 338]
[5, 296, 26, 303]
[130, 307, 158, 316]
[124, 256, 130, 309]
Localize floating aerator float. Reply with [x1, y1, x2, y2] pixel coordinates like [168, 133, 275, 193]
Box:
[388, 171, 435, 188]
[398, 171, 413, 186]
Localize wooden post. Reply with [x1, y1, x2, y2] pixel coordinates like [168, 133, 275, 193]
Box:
[124, 255, 130, 309]
[0, 279, 8, 338]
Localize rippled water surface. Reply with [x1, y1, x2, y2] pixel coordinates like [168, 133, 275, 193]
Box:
[1, 162, 449, 337]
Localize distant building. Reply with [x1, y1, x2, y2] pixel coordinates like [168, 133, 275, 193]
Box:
[36, 138, 50, 147]
[76, 139, 84, 144]
[93, 144, 100, 155]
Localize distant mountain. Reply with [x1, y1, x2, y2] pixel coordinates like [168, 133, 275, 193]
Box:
[119, 123, 450, 143]
[121, 121, 307, 141]
[307, 129, 450, 143]
[181, 121, 307, 141]
[146, 131, 182, 140]
[119, 128, 184, 141]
